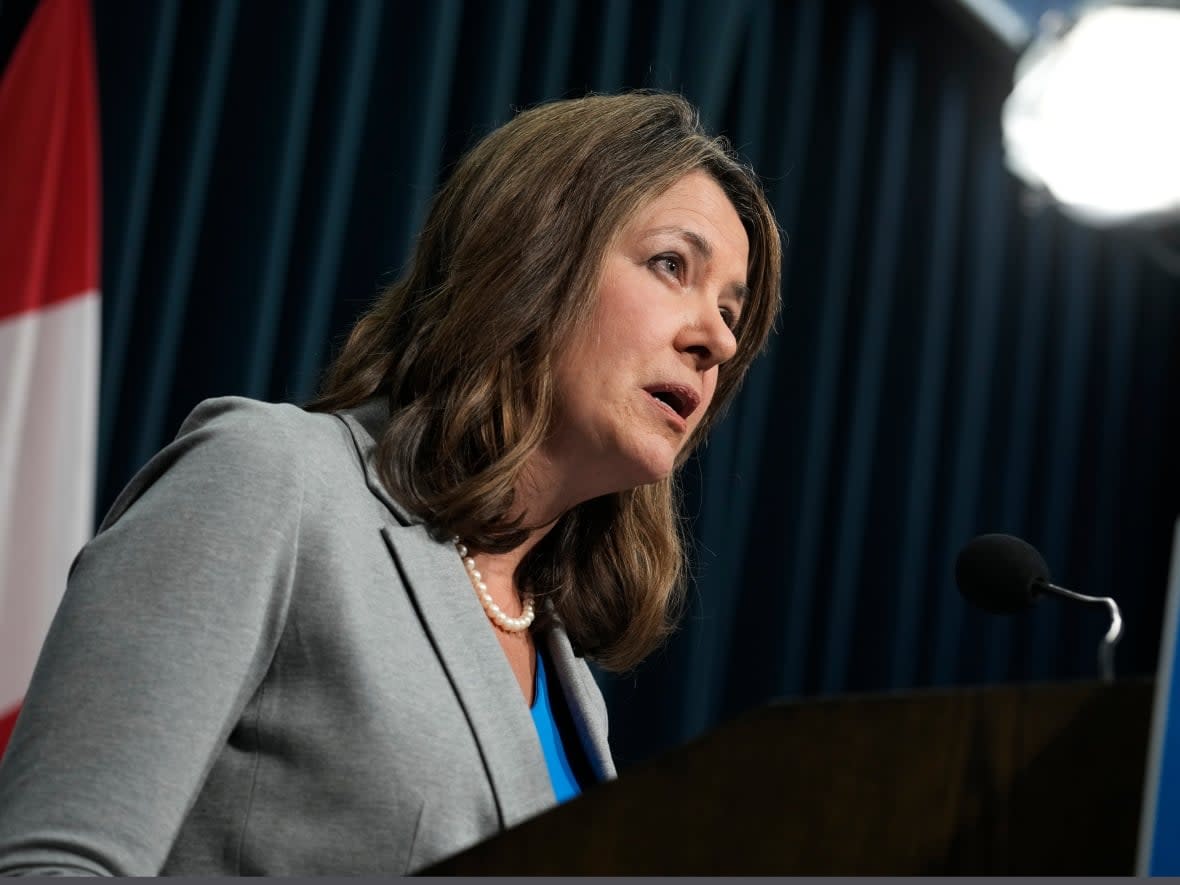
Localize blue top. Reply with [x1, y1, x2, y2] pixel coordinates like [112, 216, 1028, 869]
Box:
[530, 650, 582, 803]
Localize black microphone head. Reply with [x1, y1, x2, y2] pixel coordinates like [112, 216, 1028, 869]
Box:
[954, 533, 1050, 614]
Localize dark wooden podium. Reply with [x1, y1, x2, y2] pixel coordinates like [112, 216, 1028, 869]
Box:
[425, 679, 1153, 874]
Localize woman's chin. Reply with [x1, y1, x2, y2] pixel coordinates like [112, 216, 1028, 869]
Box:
[612, 449, 679, 491]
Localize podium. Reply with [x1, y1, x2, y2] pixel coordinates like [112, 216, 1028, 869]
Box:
[425, 679, 1153, 874]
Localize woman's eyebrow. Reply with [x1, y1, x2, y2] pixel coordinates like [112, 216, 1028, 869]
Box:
[644, 226, 714, 260]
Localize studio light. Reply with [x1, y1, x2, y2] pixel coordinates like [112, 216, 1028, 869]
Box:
[1002, 2, 1180, 226]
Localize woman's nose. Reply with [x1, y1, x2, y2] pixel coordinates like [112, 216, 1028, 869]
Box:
[678, 301, 738, 370]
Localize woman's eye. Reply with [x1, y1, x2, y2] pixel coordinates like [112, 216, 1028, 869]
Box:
[720, 307, 739, 331]
[652, 254, 682, 277]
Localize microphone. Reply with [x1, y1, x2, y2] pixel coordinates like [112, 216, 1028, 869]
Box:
[954, 533, 1123, 682]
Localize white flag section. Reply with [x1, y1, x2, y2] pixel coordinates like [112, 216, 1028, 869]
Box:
[0, 298, 101, 741]
[0, 0, 102, 755]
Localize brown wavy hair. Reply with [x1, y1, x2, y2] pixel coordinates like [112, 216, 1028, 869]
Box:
[308, 91, 781, 671]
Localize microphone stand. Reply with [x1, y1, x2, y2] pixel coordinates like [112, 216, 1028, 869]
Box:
[1037, 579, 1123, 683]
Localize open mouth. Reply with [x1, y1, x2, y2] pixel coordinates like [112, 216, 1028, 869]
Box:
[644, 384, 701, 420]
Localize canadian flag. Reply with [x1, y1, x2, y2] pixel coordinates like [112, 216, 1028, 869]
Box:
[0, 0, 101, 756]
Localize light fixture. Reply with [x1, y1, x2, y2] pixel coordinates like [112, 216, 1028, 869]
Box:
[1002, 2, 1180, 227]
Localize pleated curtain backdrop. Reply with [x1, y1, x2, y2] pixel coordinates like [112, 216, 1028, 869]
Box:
[4, 0, 1177, 768]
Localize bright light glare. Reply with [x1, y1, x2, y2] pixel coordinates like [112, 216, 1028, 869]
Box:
[1003, 5, 1180, 226]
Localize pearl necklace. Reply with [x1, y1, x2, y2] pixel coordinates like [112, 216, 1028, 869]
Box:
[454, 538, 535, 633]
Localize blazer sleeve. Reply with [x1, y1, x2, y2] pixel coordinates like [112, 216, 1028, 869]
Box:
[0, 398, 305, 876]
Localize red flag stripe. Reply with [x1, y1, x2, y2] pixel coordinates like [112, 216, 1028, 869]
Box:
[0, 706, 18, 754]
[0, 0, 100, 322]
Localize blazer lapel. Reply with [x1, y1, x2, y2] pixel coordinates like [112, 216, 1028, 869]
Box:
[544, 625, 617, 781]
[382, 524, 555, 826]
[336, 402, 555, 828]
[334, 399, 414, 525]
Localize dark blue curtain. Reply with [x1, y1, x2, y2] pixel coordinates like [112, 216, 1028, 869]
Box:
[4, 0, 1177, 769]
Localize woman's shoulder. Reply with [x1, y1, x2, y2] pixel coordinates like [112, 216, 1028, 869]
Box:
[176, 395, 337, 444]
[168, 395, 369, 470]
[99, 397, 359, 531]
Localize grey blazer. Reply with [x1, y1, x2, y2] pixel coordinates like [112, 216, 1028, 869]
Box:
[0, 397, 615, 876]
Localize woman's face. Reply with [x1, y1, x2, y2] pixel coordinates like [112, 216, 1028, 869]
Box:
[544, 170, 749, 501]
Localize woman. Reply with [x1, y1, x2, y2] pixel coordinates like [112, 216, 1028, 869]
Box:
[0, 91, 781, 875]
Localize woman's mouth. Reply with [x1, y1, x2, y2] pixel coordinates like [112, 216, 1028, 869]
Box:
[643, 384, 701, 421]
